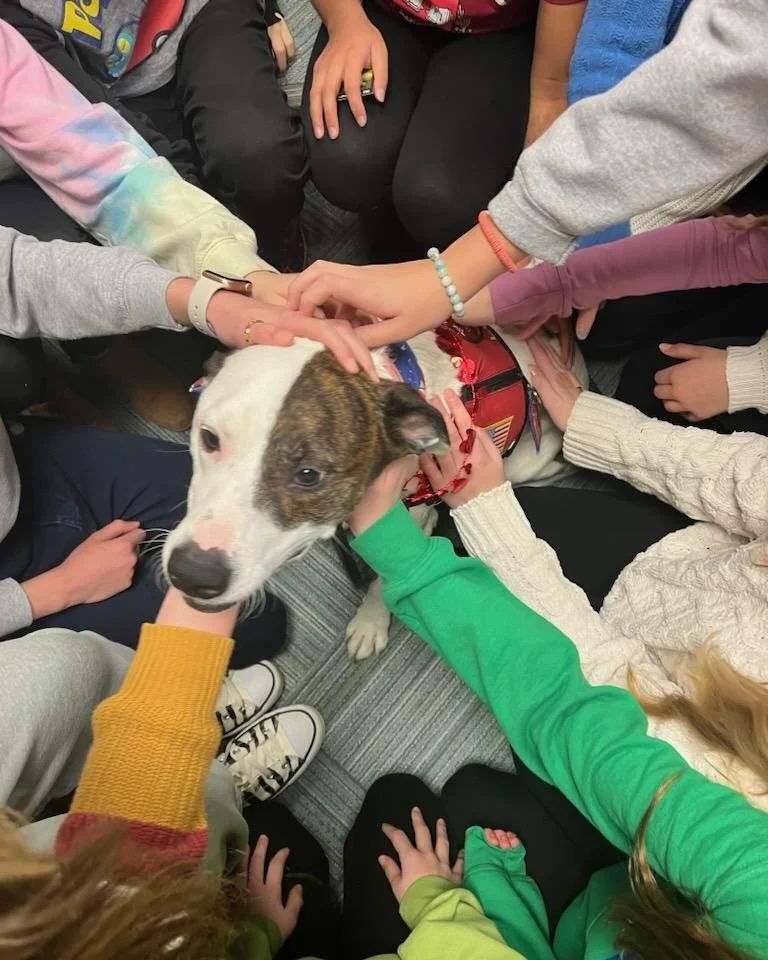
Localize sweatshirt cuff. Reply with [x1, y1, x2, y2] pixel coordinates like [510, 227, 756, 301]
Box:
[70, 625, 233, 827]
[451, 483, 537, 560]
[0, 578, 33, 637]
[232, 916, 283, 959]
[123, 261, 184, 332]
[489, 181, 578, 265]
[200, 236, 276, 278]
[400, 876, 456, 929]
[351, 502, 434, 583]
[726, 336, 768, 413]
[562, 391, 641, 474]
[463, 825, 527, 877]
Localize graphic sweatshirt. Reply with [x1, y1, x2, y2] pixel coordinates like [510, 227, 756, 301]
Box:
[19, 0, 207, 97]
[353, 505, 768, 959]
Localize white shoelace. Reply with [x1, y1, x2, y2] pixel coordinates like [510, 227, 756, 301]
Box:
[225, 716, 302, 799]
[215, 674, 256, 734]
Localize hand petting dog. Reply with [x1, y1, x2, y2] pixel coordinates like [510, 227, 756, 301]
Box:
[421, 390, 505, 509]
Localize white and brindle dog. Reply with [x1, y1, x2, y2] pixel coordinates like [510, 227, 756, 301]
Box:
[164, 327, 588, 659]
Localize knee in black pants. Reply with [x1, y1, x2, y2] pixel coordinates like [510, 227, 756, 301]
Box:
[343, 775, 443, 960]
[204, 123, 307, 224]
[392, 161, 480, 249]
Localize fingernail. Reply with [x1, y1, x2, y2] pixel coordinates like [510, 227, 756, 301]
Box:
[313, 127, 323, 139]
[576, 328, 587, 341]
[329, 127, 339, 139]
[375, 88, 385, 102]
[356, 114, 367, 127]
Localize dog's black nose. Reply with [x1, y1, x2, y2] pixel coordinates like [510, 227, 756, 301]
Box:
[167, 542, 232, 600]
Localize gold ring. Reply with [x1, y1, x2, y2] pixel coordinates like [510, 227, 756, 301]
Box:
[243, 319, 263, 345]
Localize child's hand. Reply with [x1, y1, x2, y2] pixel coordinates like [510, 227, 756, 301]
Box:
[654, 343, 728, 422]
[244, 835, 303, 943]
[484, 828, 521, 850]
[268, 15, 296, 74]
[379, 807, 464, 904]
[420, 390, 505, 509]
[348, 455, 417, 536]
[528, 333, 584, 432]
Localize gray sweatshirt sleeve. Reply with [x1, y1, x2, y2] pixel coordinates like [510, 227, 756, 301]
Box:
[0, 226, 183, 340]
[489, 0, 768, 263]
[0, 578, 33, 637]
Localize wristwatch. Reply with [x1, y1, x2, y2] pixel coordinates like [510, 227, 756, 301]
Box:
[188, 270, 253, 337]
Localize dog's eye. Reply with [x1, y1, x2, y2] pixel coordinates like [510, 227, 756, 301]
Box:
[200, 427, 220, 453]
[293, 467, 323, 489]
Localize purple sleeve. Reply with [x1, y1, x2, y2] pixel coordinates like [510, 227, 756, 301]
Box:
[490, 217, 768, 328]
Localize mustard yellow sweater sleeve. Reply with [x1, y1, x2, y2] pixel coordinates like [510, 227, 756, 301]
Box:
[56, 624, 233, 860]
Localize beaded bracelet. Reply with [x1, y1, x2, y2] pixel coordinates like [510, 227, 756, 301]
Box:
[478, 210, 519, 273]
[427, 247, 465, 319]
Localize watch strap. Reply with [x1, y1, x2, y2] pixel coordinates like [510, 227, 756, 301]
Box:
[188, 276, 225, 337]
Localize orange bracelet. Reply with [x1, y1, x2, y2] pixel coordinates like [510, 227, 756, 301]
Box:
[479, 210, 519, 273]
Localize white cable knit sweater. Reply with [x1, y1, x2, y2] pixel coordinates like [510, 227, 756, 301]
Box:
[452, 391, 768, 807]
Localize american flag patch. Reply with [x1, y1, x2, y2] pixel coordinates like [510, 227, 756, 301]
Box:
[486, 416, 514, 453]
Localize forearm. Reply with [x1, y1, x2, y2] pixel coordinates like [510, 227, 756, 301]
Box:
[491, 217, 768, 326]
[452, 485, 658, 689]
[463, 829, 552, 957]
[488, 0, 768, 263]
[398, 878, 526, 960]
[525, 1, 586, 146]
[0, 227, 183, 341]
[58, 624, 233, 858]
[563, 391, 768, 538]
[311, 0, 363, 30]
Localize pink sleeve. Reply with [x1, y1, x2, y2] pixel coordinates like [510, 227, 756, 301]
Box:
[0, 20, 158, 231]
[490, 217, 768, 328]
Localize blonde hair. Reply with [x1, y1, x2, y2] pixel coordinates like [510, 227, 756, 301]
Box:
[610, 647, 768, 959]
[0, 811, 237, 960]
[631, 646, 768, 792]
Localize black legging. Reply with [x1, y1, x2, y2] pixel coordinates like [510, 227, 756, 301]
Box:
[342, 766, 625, 959]
[302, 2, 534, 251]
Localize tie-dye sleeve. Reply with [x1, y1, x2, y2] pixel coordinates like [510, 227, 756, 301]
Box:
[0, 22, 274, 279]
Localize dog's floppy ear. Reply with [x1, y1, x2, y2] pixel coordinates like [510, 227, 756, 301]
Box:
[380, 382, 450, 455]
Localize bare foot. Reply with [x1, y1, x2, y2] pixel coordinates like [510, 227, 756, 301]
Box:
[484, 828, 521, 851]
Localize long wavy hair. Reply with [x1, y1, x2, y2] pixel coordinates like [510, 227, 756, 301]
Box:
[0, 811, 237, 960]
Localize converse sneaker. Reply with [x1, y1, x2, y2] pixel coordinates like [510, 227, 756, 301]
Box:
[218, 705, 324, 803]
[215, 662, 284, 740]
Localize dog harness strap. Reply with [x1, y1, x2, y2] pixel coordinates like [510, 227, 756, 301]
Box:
[441, 324, 528, 458]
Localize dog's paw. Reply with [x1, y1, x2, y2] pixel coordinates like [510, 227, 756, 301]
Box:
[346, 606, 390, 661]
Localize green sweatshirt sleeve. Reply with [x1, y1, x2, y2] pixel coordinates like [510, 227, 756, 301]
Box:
[352, 504, 768, 957]
[462, 827, 554, 959]
[385, 876, 527, 960]
[229, 917, 282, 960]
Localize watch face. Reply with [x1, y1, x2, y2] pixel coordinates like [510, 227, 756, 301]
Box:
[202, 270, 252, 294]
[203, 270, 245, 283]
